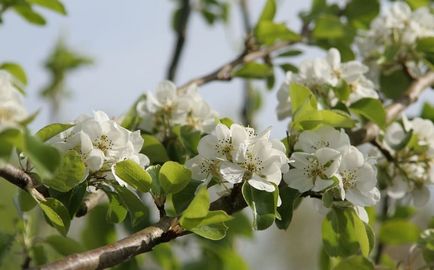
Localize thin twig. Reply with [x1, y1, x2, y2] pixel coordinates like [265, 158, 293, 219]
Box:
[373, 196, 389, 264]
[166, 0, 191, 81]
[75, 190, 106, 217]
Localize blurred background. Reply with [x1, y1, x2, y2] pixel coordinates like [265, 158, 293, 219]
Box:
[1, 0, 434, 269]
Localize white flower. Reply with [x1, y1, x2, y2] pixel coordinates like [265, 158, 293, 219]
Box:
[294, 125, 350, 155]
[284, 147, 341, 193]
[335, 146, 380, 206]
[275, 49, 378, 120]
[186, 123, 289, 192]
[0, 70, 27, 131]
[136, 81, 217, 137]
[49, 111, 149, 186]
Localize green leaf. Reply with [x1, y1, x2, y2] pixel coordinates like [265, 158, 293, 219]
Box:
[27, 0, 66, 15]
[406, 0, 430, 9]
[16, 189, 37, 212]
[159, 161, 191, 194]
[81, 205, 116, 249]
[334, 256, 374, 270]
[295, 110, 355, 130]
[114, 159, 152, 193]
[0, 232, 15, 265]
[44, 235, 84, 256]
[278, 49, 303, 57]
[289, 82, 317, 115]
[23, 132, 61, 179]
[35, 123, 73, 142]
[171, 180, 201, 215]
[344, 0, 379, 29]
[106, 192, 128, 223]
[255, 21, 300, 45]
[141, 134, 169, 164]
[322, 207, 372, 257]
[180, 185, 209, 220]
[380, 220, 421, 245]
[147, 165, 162, 196]
[191, 223, 228, 240]
[380, 68, 412, 99]
[0, 128, 23, 159]
[219, 117, 233, 128]
[13, 4, 46, 25]
[350, 98, 386, 129]
[181, 210, 232, 230]
[112, 185, 149, 226]
[275, 186, 301, 230]
[242, 182, 278, 230]
[232, 62, 273, 79]
[313, 15, 345, 39]
[421, 102, 434, 122]
[39, 198, 70, 235]
[42, 150, 86, 192]
[257, 0, 276, 23]
[176, 125, 201, 155]
[152, 243, 180, 270]
[0, 62, 27, 86]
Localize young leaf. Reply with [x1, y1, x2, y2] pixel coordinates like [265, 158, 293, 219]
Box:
[13, 4, 46, 25]
[27, 0, 66, 15]
[275, 186, 301, 230]
[39, 198, 71, 235]
[141, 134, 169, 164]
[350, 98, 386, 129]
[257, 0, 276, 23]
[380, 220, 421, 245]
[106, 192, 128, 223]
[42, 150, 86, 192]
[35, 123, 73, 142]
[159, 161, 191, 194]
[255, 22, 300, 45]
[180, 185, 209, 220]
[0, 62, 27, 86]
[289, 82, 317, 114]
[242, 182, 278, 230]
[232, 62, 273, 79]
[334, 256, 374, 270]
[191, 223, 228, 241]
[114, 160, 152, 192]
[313, 15, 345, 39]
[112, 185, 149, 226]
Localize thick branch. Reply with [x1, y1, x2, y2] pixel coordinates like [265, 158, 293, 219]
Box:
[350, 71, 434, 145]
[166, 0, 191, 81]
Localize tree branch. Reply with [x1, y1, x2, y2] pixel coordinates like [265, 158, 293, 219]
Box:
[0, 163, 47, 202]
[75, 190, 106, 217]
[166, 0, 191, 81]
[179, 40, 296, 89]
[349, 71, 434, 145]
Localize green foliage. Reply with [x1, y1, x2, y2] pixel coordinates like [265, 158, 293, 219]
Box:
[141, 134, 169, 164]
[35, 123, 73, 142]
[379, 220, 421, 245]
[349, 98, 386, 129]
[44, 235, 84, 256]
[16, 189, 37, 212]
[417, 37, 434, 69]
[257, 0, 276, 23]
[106, 191, 128, 223]
[0, 231, 15, 266]
[232, 62, 273, 79]
[418, 229, 434, 265]
[333, 256, 374, 270]
[421, 102, 434, 122]
[41, 150, 86, 192]
[275, 186, 301, 230]
[0, 62, 27, 88]
[27, 0, 66, 15]
[380, 68, 412, 99]
[112, 185, 149, 227]
[39, 198, 71, 235]
[313, 15, 345, 39]
[255, 21, 300, 45]
[242, 182, 279, 230]
[344, 0, 379, 29]
[322, 207, 372, 257]
[152, 243, 180, 270]
[159, 161, 191, 194]
[114, 160, 152, 193]
[81, 204, 116, 249]
[171, 180, 202, 215]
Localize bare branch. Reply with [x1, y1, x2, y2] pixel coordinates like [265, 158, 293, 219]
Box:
[76, 190, 106, 217]
[350, 71, 434, 145]
[0, 163, 47, 201]
[179, 40, 296, 89]
[166, 0, 191, 81]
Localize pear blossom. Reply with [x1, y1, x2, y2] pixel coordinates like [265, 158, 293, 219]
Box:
[335, 146, 380, 206]
[186, 123, 289, 192]
[136, 81, 217, 138]
[356, 2, 434, 77]
[0, 70, 27, 131]
[294, 125, 350, 155]
[284, 148, 341, 192]
[383, 117, 434, 206]
[276, 49, 378, 120]
[49, 111, 149, 186]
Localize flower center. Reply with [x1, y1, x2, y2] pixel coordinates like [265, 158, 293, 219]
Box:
[341, 169, 357, 190]
[94, 134, 113, 154]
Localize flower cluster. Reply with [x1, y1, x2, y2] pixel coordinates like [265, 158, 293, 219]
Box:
[0, 70, 27, 131]
[186, 123, 289, 192]
[356, 2, 434, 76]
[276, 48, 378, 120]
[384, 117, 434, 206]
[136, 81, 217, 138]
[49, 111, 149, 186]
[284, 126, 380, 207]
